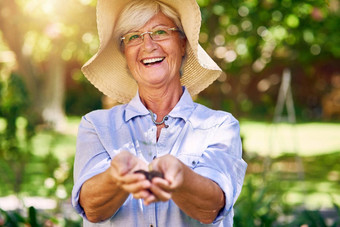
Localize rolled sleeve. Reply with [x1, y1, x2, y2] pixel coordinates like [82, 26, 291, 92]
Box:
[194, 166, 232, 224]
[195, 157, 247, 224]
[72, 156, 111, 216]
[194, 115, 247, 224]
[72, 115, 113, 216]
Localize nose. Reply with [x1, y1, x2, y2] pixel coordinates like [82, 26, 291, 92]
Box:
[140, 31, 153, 41]
[141, 33, 157, 51]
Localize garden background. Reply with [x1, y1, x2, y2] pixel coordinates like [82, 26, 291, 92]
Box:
[0, 0, 339, 226]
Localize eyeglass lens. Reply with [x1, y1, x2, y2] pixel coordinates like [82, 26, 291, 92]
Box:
[123, 28, 177, 46]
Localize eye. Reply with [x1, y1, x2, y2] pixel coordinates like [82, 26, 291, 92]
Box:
[154, 29, 168, 35]
[128, 34, 140, 41]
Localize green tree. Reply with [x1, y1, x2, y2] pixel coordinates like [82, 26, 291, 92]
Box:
[0, 0, 98, 128]
[0, 73, 33, 194]
[197, 0, 340, 119]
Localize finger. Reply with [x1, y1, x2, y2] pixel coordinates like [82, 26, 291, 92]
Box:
[164, 172, 176, 185]
[112, 151, 141, 175]
[143, 194, 157, 206]
[149, 183, 172, 202]
[115, 172, 145, 185]
[111, 162, 132, 176]
[114, 173, 146, 190]
[121, 179, 151, 194]
[151, 177, 171, 190]
[120, 157, 139, 175]
[162, 164, 185, 190]
[132, 189, 152, 200]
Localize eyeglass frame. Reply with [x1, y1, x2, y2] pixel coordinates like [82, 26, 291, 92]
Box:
[120, 27, 181, 46]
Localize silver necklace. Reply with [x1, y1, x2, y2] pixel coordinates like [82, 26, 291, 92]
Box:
[148, 109, 169, 128]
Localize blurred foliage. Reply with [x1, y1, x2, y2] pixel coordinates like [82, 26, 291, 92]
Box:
[0, 74, 74, 202]
[288, 204, 340, 227]
[198, 0, 340, 68]
[6, 0, 98, 64]
[0, 0, 102, 124]
[0, 73, 34, 193]
[234, 176, 340, 226]
[0, 206, 81, 227]
[234, 177, 282, 226]
[196, 0, 340, 120]
[64, 68, 102, 115]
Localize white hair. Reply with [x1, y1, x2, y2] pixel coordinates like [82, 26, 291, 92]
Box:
[115, 0, 185, 48]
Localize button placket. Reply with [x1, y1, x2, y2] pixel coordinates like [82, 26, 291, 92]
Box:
[147, 125, 156, 160]
[147, 203, 156, 227]
[157, 117, 170, 155]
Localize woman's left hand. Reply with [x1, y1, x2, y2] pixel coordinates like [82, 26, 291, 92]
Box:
[141, 155, 185, 205]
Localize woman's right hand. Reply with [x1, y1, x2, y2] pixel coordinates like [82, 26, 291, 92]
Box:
[109, 151, 152, 199]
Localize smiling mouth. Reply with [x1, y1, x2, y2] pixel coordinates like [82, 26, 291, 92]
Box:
[142, 57, 165, 66]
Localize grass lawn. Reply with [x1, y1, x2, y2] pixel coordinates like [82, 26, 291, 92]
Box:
[240, 120, 340, 157]
[239, 119, 340, 211]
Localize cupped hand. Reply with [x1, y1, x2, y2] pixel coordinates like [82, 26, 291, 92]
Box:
[109, 151, 152, 199]
[143, 154, 185, 205]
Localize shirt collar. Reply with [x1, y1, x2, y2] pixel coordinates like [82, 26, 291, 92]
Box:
[124, 86, 195, 122]
[168, 87, 195, 122]
[124, 91, 150, 122]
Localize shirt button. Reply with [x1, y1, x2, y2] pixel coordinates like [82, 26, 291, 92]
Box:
[192, 160, 196, 165]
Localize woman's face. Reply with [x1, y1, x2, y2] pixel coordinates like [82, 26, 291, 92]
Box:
[123, 12, 186, 90]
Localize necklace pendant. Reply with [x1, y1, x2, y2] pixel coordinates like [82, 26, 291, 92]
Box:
[148, 109, 169, 127]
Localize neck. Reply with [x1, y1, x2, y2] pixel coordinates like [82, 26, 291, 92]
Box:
[139, 83, 183, 121]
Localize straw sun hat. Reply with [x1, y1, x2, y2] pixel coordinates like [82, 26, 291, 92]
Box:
[82, 0, 222, 104]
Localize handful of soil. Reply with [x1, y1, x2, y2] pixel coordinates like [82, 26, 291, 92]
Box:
[134, 170, 164, 181]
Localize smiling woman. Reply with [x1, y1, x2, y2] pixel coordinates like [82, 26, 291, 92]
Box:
[123, 12, 186, 97]
[72, 0, 247, 226]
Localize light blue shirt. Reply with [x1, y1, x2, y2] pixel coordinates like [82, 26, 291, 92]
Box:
[72, 87, 247, 227]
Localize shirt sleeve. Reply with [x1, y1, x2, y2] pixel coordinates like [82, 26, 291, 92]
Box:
[194, 114, 247, 224]
[71, 115, 112, 216]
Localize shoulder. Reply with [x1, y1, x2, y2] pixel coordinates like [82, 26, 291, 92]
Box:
[189, 102, 239, 129]
[81, 104, 127, 130]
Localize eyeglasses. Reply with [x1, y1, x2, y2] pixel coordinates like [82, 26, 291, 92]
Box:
[120, 27, 180, 47]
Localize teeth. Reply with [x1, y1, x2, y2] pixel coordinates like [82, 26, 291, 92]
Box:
[142, 57, 164, 64]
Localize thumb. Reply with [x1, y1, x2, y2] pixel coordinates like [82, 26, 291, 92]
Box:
[113, 151, 137, 175]
[164, 169, 176, 185]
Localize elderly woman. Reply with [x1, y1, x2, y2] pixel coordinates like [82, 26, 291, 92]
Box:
[72, 0, 247, 226]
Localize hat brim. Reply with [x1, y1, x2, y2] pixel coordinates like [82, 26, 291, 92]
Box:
[82, 0, 222, 103]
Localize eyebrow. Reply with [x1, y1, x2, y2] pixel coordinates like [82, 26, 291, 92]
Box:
[151, 24, 173, 29]
[128, 24, 175, 33]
